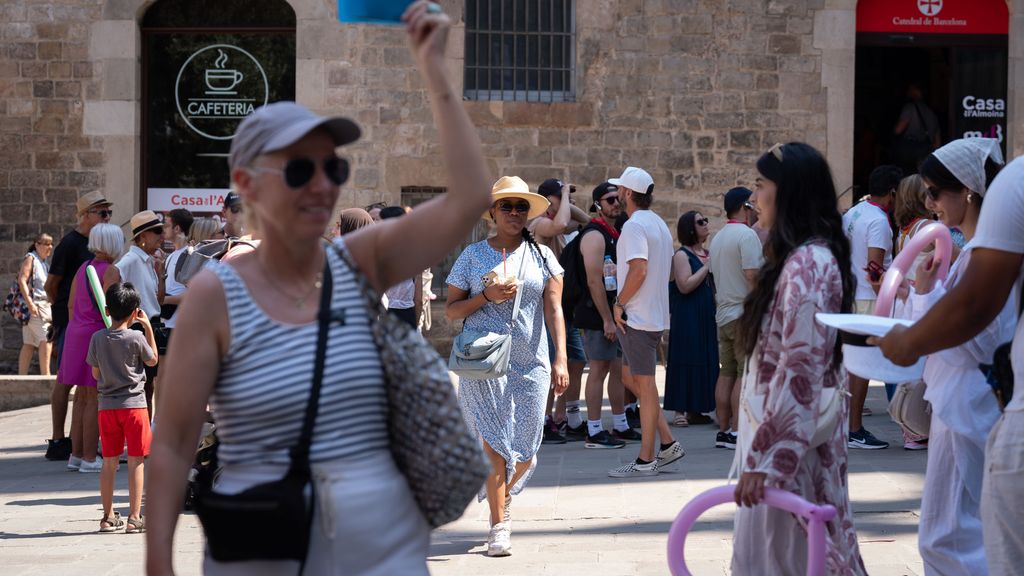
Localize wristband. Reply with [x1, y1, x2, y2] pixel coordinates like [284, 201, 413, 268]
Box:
[482, 291, 493, 303]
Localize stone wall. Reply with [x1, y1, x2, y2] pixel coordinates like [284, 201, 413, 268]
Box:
[1, 1, 107, 372]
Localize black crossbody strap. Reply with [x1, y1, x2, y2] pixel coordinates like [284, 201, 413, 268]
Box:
[290, 257, 334, 468]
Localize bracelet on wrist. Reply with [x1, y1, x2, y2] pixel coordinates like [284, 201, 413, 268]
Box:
[482, 291, 493, 303]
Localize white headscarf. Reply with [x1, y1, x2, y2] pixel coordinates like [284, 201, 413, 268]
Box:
[931, 138, 1004, 196]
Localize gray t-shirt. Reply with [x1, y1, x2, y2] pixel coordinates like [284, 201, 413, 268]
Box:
[86, 328, 155, 411]
[709, 223, 764, 326]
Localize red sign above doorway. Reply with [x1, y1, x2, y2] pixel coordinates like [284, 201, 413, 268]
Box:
[857, 0, 1009, 35]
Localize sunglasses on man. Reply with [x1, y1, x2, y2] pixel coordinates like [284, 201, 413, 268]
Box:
[497, 201, 531, 214]
[603, 196, 620, 205]
[89, 209, 113, 218]
[249, 156, 350, 189]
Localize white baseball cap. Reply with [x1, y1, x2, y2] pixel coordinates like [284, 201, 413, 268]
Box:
[609, 167, 654, 194]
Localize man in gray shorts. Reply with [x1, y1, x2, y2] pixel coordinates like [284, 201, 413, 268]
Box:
[606, 167, 685, 478]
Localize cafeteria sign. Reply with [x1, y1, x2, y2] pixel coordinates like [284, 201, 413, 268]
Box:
[175, 44, 269, 140]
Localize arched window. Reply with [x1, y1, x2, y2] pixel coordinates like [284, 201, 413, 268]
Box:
[141, 0, 296, 212]
[464, 0, 576, 103]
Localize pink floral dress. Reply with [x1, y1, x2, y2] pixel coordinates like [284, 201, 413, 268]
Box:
[732, 243, 866, 575]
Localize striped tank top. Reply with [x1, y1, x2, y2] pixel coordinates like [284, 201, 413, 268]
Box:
[207, 246, 389, 466]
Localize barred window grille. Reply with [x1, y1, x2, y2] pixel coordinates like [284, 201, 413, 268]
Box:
[464, 0, 576, 103]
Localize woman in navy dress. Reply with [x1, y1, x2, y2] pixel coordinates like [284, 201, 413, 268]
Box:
[664, 211, 718, 427]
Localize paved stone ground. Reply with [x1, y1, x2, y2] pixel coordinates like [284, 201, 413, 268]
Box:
[0, 372, 925, 575]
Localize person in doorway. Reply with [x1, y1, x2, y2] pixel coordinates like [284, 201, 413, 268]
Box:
[43, 190, 112, 461]
[379, 206, 422, 328]
[446, 176, 569, 556]
[894, 138, 1008, 575]
[59, 223, 125, 473]
[575, 182, 629, 449]
[665, 211, 718, 427]
[529, 178, 591, 444]
[104, 211, 165, 419]
[871, 154, 1024, 576]
[892, 82, 941, 174]
[18, 233, 54, 375]
[708, 187, 763, 450]
[607, 167, 684, 478]
[733, 142, 865, 575]
[842, 165, 902, 450]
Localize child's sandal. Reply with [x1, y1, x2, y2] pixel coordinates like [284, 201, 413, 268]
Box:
[125, 516, 145, 534]
[99, 512, 124, 533]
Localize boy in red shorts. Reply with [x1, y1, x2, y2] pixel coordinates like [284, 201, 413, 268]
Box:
[87, 282, 158, 533]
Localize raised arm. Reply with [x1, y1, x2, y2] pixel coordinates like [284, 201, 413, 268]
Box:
[146, 270, 227, 575]
[673, 250, 710, 295]
[344, 2, 491, 293]
[529, 184, 573, 239]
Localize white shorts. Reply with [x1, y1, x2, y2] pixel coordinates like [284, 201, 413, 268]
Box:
[204, 451, 430, 576]
[22, 301, 51, 348]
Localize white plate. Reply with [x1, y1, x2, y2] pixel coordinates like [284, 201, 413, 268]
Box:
[814, 313, 913, 337]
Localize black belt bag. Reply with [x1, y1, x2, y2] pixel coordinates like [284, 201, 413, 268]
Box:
[193, 259, 334, 566]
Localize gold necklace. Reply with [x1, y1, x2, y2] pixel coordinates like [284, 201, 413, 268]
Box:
[257, 254, 324, 309]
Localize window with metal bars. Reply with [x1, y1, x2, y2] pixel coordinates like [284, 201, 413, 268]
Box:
[464, 0, 576, 102]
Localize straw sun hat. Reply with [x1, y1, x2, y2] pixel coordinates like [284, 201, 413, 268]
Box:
[129, 210, 163, 240]
[484, 176, 550, 221]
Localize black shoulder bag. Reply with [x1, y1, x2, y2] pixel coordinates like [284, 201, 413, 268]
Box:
[988, 291, 1022, 409]
[193, 258, 334, 566]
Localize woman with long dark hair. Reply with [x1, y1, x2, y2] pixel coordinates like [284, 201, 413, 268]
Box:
[731, 142, 865, 575]
[664, 211, 717, 426]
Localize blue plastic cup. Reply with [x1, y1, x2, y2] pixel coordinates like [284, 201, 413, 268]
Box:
[337, 0, 412, 25]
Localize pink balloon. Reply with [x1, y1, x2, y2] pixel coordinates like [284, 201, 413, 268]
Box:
[874, 222, 953, 316]
[667, 485, 837, 576]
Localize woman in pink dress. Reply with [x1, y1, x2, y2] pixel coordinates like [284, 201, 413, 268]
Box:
[58, 223, 124, 472]
[732, 142, 866, 575]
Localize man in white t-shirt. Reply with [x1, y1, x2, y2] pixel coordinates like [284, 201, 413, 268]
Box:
[708, 187, 763, 450]
[606, 167, 684, 478]
[874, 155, 1024, 573]
[160, 208, 193, 334]
[841, 165, 902, 450]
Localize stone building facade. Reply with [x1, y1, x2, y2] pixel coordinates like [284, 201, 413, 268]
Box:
[2, 0, 1023, 370]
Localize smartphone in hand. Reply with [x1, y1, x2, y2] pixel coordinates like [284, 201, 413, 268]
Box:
[865, 260, 886, 284]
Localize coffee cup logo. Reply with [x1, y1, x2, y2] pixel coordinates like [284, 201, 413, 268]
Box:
[175, 44, 269, 140]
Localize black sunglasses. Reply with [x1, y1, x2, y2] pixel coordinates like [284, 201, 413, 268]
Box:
[696, 217, 709, 226]
[89, 209, 113, 218]
[253, 156, 350, 189]
[603, 196, 620, 205]
[926, 186, 952, 202]
[497, 201, 531, 214]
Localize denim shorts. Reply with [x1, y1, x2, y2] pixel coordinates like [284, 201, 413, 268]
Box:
[548, 320, 587, 363]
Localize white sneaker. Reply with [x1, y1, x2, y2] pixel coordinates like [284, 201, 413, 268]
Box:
[608, 459, 659, 478]
[67, 456, 82, 470]
[78, 458, 102, 473]
[487, 522, 512, 557]
[657, 442, 686, 467]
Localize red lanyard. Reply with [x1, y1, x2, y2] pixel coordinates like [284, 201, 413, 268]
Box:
[591, 217, 620, 240]
[866, 200, 889, 214]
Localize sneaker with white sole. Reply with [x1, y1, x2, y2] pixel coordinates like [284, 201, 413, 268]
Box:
[78, 458, 103, 473]
[487, 522, 511, 557]
[67, 456, 82, 470]
[715, 431, 737, 449]
[849, 427, 889, 450]
[657, 442, 685, 467]
[608, 459, 659, 478]
[585, 430, 626, 449]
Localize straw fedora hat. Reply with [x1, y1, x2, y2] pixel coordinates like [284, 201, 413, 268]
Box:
[484, 176, 549, 221]
[129, 210, 163, 240]
[76, 190, 112, 215]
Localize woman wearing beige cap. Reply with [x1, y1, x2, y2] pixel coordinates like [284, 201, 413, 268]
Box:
[445, 175, 569, 557]
[104, 210, 166, 418]
[146, 3, 492, 574]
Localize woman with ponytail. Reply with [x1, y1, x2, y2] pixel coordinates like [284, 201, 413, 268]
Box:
[446, 176, 569, 557]
[731, 143, 866, 575]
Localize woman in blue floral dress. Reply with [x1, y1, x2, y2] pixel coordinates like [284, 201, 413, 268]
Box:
[446, 176, 569, 557]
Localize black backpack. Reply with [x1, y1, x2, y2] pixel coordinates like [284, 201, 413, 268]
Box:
[558, 223, 615, 329]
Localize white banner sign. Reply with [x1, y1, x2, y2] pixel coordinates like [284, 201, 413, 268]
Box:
[147, 188, 229, 212]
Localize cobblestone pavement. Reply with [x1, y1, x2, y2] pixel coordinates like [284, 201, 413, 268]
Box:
[0, 373, 925, 575]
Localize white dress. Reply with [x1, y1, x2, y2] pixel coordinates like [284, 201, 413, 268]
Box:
[898, 242, 1017, 575]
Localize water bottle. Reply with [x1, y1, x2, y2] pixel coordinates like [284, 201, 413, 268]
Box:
[603, 256, 617, 291]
